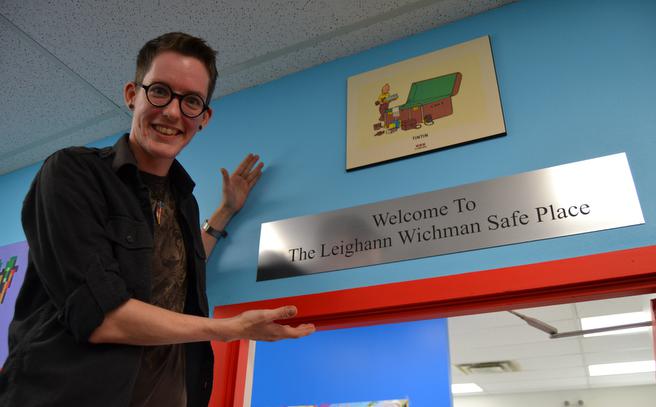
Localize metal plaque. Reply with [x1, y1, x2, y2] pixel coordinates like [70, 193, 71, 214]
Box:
[257, 153, 644, 281]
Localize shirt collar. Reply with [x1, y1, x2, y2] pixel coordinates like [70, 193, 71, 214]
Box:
[109, 134, 195, 195]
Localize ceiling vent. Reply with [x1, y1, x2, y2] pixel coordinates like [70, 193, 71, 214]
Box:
[456, 361, 519, 375]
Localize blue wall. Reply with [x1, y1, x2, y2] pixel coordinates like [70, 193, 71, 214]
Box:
[1, 0, 655, 309]
[251, 319, 451, 406]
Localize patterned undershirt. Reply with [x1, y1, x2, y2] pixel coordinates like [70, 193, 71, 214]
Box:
[130, 171, 188, 407]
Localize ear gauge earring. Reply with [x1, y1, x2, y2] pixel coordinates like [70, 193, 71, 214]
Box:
[128, 104, 134, 110]
[198, 125, 203, 130]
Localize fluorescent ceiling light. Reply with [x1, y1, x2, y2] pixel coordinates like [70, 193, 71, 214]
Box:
[452, 383, 483, 394]
[588, 360, 656, 376]
[580, 311, 651, 337]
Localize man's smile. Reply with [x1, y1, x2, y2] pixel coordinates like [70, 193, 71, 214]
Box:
[152, 124, 181, 136]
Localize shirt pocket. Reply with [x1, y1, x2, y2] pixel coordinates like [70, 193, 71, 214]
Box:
[105, 215, 153, 300]
[106, 215, 153, 250]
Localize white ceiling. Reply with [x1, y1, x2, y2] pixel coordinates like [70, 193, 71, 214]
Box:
[449, 293, 656, 396]
[0, 0, 514, 175]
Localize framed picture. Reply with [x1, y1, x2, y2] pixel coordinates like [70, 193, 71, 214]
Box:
[346, 35, 505, 170]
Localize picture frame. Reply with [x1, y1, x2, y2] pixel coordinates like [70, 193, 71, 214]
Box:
[346, 36, 505, 170]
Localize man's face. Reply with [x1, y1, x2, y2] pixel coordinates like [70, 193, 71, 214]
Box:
[125, 51, 212, 174]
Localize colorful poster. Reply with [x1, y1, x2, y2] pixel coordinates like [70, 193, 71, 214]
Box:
[0, 240, 29, 366]
[346, 35, 505, 170]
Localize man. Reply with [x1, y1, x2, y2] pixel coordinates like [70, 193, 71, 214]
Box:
[0, 32, 314, 406]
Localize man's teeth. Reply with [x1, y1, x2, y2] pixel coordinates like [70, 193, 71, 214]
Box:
[154, 125, 178, 135]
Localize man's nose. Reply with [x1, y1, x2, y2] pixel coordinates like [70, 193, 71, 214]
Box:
[162, 96, 183, 119]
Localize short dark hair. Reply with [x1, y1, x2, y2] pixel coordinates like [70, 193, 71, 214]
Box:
[135, 32, 218, 102]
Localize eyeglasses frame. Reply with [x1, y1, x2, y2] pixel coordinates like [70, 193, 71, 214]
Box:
[135, 82, 209, 118]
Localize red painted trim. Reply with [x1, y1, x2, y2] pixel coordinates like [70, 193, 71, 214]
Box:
[209, 245, 656, 405]
[652, 299, 656, 379]
[209, 339, 239, 407]
[233, 340, 251, 407]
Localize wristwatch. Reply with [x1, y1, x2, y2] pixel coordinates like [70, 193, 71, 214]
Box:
[202, 220, 228, 240]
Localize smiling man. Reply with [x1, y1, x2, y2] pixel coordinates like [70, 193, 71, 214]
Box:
[0, 32, 314, 407]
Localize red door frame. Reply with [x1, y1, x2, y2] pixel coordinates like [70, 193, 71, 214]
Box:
[209, 244, 656, 406]
[652, 298, 656, 369]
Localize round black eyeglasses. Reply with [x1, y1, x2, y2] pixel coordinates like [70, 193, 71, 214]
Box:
[136, 82, 208, 118]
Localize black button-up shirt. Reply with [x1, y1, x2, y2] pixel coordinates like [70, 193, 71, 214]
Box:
[0, 135, 213, 407]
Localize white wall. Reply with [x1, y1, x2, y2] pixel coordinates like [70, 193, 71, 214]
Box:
[454, 385, 656, 407]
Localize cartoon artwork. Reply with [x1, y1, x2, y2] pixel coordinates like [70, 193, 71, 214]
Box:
[1, 240, 29, 366]
[0, 256, 19, 304]
[346, 36, 505, 170]
[373, 73, 462, 136]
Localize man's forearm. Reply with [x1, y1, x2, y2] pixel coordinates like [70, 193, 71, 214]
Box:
[88, 299, 315, 346]
[89, 299, 229, 345]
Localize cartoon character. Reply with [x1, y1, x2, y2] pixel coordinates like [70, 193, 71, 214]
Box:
[372, 72, 462, 136]
[373, 83, 399, 135]
[375, 83, 398, 121]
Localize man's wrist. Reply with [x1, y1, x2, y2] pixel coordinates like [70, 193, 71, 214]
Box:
[211, 317, 238, 343]
[202, 220, 227, 240]
[204, 206, 234, 234]
[213, 205, 236, 224]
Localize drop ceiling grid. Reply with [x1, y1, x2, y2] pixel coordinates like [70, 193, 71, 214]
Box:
[515, 354, 584, 371]
[583, 346, 653, 365]
[209, 0, 422, 64]
[481, 376, 589, 393]
[575, 294, 656, 317]
[0, 0, 433, 104]
[448, 294, 656, 394]
[0, 114, 130, 174]
[0, 17, 123, 165]
[452, 321, 579, 349]
[213, 0, 516, 96]
[588, 372, 655, 388]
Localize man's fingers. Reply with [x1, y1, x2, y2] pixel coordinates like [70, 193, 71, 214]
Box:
[234, 153, 253, 175]
[245, 154, 259, 173]
[296, 323, 316, 336]
[272, 305, 298, 320]
[275, 323, 315, 340]
[233, 153, 262, 178]
[241, 154, 258, 174]
[246, 162, 264, 184]
[220, 168, 230, 184]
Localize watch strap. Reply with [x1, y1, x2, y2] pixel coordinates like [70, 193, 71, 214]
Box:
[202, 220, 227, 239]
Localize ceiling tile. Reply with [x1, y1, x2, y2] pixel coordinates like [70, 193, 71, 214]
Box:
[588, 373, 656, 388]
[0, 16, 127, 174]
[575, 294, 656, 317]
[451, 337, 582, 364]
[517, 354, 584, 371]
[584, 348, 654, 365]
[480, 376, 588, 393]
[0, 114, 129, 174]
[580, 332, 652, 354]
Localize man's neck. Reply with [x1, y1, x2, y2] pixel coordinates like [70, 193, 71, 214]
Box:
[128, 135, 173, 177]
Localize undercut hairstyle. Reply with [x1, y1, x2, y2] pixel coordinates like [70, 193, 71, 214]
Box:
[135, 32, 218, 102]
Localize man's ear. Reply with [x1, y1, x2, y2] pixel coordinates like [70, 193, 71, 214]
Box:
[124, 82, 137, 110]
[201, 106, 213, 128]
